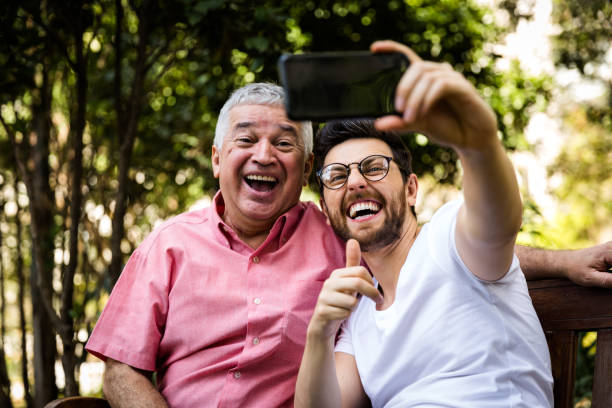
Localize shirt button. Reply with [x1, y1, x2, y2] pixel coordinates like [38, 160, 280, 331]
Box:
[253, 297, 262, 305]
[252, 256, 260, 263]
[252, 337, 260, 345]
[233, 371, 241, 379]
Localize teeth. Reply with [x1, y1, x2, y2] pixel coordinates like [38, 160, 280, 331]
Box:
[246, 174, 277, 182]
[349, 201, 381, 219]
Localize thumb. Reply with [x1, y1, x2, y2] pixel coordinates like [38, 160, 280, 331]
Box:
[346, 239, 361, 268]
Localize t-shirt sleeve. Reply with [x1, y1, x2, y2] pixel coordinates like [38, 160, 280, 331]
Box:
[429, 198, 519, 284]
[334, 317, 354, 356]
[428, 199, 472, 277]
[85, 236, 172, 371]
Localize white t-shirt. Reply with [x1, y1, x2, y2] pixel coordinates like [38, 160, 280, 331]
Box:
[335, 200, 553, 408]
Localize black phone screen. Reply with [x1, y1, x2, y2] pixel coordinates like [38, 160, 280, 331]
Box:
[278, 51, 409, 121]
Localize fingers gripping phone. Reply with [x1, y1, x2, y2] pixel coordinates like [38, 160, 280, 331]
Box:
[278, 51, 409, 121]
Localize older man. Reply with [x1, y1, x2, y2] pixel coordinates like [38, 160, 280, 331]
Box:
[87, 78, 611, 406]
[86, 83, 346, 407]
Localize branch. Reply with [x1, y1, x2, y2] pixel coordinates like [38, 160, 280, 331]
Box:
[19, 7, 77, 71]
[144, 41, 171, 73]
[149, 51, 177, 89]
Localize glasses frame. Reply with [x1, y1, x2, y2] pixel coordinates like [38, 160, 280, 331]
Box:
[316, 154, 395, 190]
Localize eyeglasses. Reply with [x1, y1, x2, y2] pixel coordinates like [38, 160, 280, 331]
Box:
[317, 154, 395, 190]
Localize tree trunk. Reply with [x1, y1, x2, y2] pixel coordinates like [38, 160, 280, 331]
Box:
[0, 348, 13, 408]
[59, 20, 88, 398]
[31, 267, 57, 408]
[14, 182, 32, 407]
[109, 0, 150, 285]
[0, 198, 13, 408]
[0, 198, 5, 340]
[28, 67, 58, 408]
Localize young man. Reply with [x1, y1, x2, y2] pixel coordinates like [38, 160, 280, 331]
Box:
[295, 41, 554, 407]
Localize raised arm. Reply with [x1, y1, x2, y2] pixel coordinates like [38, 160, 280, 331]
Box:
[373, 40, 521, 281]
[295, 240, 381, 408]
[516, 242, 612, 287]
[103, 358, 168, 408]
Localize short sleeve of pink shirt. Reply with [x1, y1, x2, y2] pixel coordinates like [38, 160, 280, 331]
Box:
[86, 192, 346, 408]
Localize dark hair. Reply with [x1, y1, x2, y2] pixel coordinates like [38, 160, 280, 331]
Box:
[314, 119, 413, 189]
[314, 119, 416, 215]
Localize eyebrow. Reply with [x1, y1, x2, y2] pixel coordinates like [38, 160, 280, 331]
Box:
[233, 121, 299, 138]
[234, 121, 255, 130]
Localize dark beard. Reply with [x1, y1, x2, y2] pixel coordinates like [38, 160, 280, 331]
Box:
[326, 190, 407, 252]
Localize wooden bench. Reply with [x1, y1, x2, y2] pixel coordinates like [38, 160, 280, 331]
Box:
[45, 278, 612, 408]
[43, 396, 110, 408]
[528, 278, 612, 408]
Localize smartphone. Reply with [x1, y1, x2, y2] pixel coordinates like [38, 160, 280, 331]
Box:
[278, 51, 409, 121]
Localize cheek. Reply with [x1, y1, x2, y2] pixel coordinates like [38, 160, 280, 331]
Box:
[220, 151, 248, 173]
[323, 193, 344, 217]
[282, 156, 307, 182]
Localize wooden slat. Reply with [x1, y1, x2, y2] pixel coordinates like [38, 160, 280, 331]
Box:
[528, 279, 612, 331]
[592, 329, 612, 408]
[43, 397, 110, 408]
[545, 330, 577, 408]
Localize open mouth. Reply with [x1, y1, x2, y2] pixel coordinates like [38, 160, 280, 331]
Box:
[347, 200, 382, 220]
[245, 174, 278, 192]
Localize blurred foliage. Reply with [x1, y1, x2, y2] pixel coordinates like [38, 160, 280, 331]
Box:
[548, 109, 612, 246]
[574, 331, 597, 404]
[549, 0, 612, 250]
[552, 0, 611, 75]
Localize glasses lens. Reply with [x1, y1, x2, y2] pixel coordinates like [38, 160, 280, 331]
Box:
[361, 155, 389, 181]
[321, 164, 348, 189]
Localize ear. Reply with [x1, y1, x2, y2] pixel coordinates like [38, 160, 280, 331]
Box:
[212, 145, 220, 178]
[405, 173, 418, 206]
[303, 153, 314, 186]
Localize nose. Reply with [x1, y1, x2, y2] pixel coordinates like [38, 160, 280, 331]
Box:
[252, 140, 275, 165]
[346, 163, 367, 190]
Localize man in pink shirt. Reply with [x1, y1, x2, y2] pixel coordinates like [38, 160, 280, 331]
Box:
[86, 79, 612, 407]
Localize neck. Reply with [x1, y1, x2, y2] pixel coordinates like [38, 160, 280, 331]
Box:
[222, 212, 274, 250]
[362, 216, 420, 309]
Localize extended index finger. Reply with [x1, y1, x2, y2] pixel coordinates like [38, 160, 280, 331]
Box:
[370, 40, 422, 64]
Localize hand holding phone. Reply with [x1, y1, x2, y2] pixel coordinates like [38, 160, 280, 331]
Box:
[278, 51, 409, 121]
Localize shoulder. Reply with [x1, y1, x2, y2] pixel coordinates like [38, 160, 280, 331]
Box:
[300, 201, 332, 226]
[135, 207, 211, 255]
[423, 199, 462, 249]
[429, 199, 463, 227]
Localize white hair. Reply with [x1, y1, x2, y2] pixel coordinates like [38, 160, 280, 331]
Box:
[214, 82, 313, 156]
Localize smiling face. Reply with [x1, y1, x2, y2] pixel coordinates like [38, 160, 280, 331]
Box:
[321, 138, 417, 252]
[212, 104, 313, 235]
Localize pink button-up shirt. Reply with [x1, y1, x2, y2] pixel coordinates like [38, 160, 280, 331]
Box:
[86, 192, 345, 407]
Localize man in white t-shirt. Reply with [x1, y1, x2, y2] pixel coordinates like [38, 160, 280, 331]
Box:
[295, 40, 553, 407]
